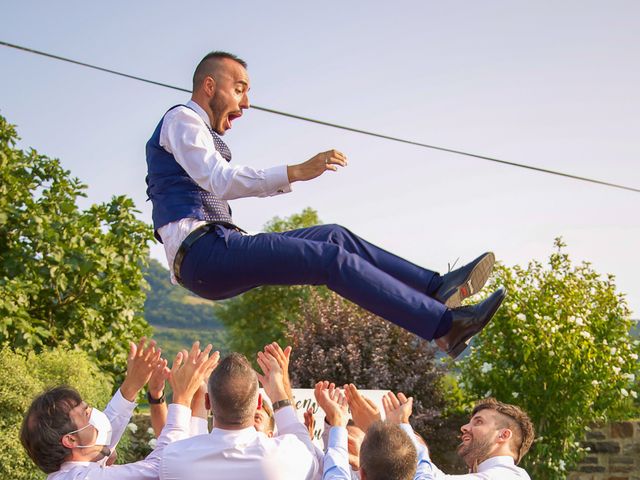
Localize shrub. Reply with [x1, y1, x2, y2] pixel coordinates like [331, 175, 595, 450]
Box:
[458, 238, 639, 478]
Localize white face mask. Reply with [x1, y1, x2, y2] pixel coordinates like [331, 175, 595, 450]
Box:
[67, 407, 113, 448]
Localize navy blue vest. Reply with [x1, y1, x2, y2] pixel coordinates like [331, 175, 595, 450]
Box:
[145, 105, 237, 242]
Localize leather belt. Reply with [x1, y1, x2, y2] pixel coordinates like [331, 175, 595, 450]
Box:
[173, 222, 243, 285]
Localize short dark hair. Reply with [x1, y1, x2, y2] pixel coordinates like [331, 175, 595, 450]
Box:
[20, 386, 83, 473]
[208, 353, 258, 426]
[472, 398, 535, 464]
[192, 51, 248, 90]
[360, 421, 417, 480]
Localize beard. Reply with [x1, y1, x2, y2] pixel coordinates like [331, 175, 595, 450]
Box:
[456, 434, 494, 467]
[208, 94, 228, 135]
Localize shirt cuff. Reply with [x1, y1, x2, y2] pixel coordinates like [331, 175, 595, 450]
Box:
[328, 425, 348, 447]
[399, 423, 431, 459]
[168, 403, 192, 426]
[273, 404, 299, 430]
[264, 165, 292, 195]
[112, 388, 137, 416]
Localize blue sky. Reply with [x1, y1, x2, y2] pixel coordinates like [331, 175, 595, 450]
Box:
[1, 0, 638, 315]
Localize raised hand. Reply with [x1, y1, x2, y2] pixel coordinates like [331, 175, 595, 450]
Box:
[148, 357, 170, 400]
[120, 338, 162, 401]
[264, 342, 293, 402]
[169, 341, 220, 407]
[314, 381, 348, 427]
[344, 383, 381, 432]
[382, 391, 413, 425]
[256, 349, 288, 403]
[287, 149, 348, 182]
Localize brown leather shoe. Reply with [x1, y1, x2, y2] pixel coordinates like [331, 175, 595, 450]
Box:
[435, 287, 506, 359]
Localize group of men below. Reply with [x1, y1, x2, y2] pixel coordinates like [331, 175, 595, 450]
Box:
[21, 338, 534, 480]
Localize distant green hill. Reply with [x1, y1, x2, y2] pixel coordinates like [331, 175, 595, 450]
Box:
[143, 259, 229, 357]
[143, 258, 222, 329]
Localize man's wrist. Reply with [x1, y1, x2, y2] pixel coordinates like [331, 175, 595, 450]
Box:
[119, 380, 140, 402]
[147, 390, 165, 404]
[171, 394, 191, 407]
[286, 165, 295, 183]
[327, 412, 346, 427]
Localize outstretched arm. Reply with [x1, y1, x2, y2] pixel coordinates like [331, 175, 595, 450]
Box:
[148, 357, 169, 437]
[315, 381, 351, 480]
[383, 391, 446, 480]
[104, 338, 162, 449]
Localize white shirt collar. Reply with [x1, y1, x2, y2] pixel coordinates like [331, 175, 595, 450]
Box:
[478, 455, 516, 471]
[186, 99, 212, 129]
[210, 425, 260, 442]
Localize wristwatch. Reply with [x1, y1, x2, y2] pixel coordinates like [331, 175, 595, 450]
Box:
[147, 391, 165, 405]
[272, 398, 292, 412]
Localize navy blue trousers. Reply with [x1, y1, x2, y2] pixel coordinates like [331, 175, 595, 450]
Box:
[179, 224, 447, 340]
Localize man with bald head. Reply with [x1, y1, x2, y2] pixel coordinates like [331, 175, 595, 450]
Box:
[145, 51, 506, 358]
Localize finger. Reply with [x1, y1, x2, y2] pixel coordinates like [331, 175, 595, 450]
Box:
[137, 337, 147, 357]
[171, 351, 184, 373]
[256, 354, 270, 375]
[327, 156, 347, 167]
[189, 341, 201, 363]
[201, 352, 220, 378]
[330, 149, 347, 160]
[202, 351, 220, 375]
[388, 391, 400, 409]
[397, 392, 408, 404]
[143, 340, 157, 361]
[364, 397, 379, 412]
[382, 395, 391, 415]
[152, 348, 162, 363]
[265, 344, 285, 367]
[198, 344, 213, 364]
[349, 385, 365, 406]
[128, 341, 137, 360]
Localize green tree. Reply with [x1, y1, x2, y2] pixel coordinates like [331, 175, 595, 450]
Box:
[216, 208, 327, 358]
[0, 346, 113, 480]
[0, 114, 152, 378]
[458, 238, 639, 479]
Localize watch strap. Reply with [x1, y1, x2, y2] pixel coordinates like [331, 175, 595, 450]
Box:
[147, 391, 165, 405]
[272, 398, 292, 412]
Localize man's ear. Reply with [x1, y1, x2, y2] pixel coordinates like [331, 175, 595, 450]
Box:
[61, 434, 75, 449]
[497, 428, 513, 443]
[205, 392, 211, 411]
[204, 76, 216, 96]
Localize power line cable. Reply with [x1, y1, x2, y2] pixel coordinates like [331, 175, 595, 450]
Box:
[1, 39, 639, 194]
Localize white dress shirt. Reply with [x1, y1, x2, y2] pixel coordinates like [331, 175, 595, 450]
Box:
[160, 405, 320, 480]
[47, 391, 192, 480]
[155, 100, 292, 281]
